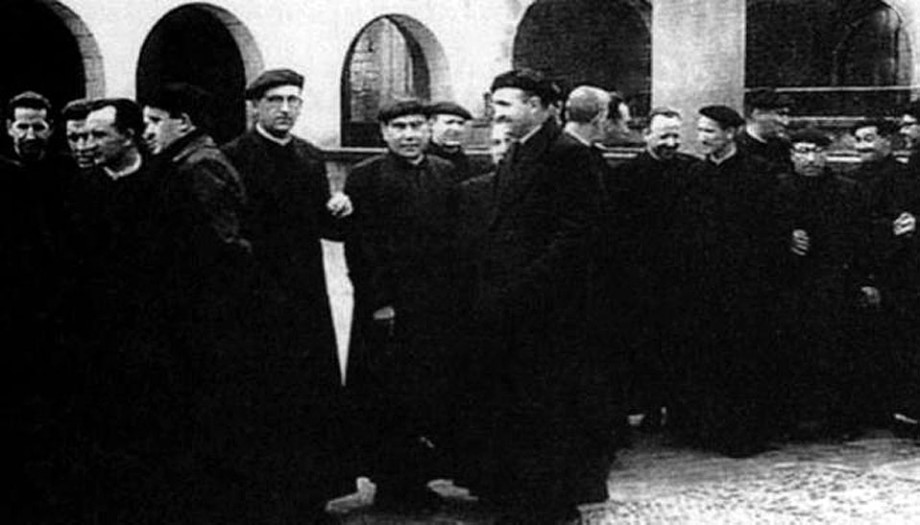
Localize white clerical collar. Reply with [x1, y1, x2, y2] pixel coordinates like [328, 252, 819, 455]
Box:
[745, 125, 768, 144]
[256, 124, 293, 146]
[708, 143, 738, 165]
[103, 154, 143, 180]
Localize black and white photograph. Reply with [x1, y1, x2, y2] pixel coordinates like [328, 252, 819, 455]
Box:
[3, 0, 920, 523]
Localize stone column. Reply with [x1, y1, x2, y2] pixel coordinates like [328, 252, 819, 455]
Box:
[652, 0, 746, 153]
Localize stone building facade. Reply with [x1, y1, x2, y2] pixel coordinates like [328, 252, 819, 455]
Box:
[3, 0, 919, 152]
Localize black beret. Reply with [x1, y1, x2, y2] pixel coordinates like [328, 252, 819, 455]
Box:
[852, 117, 899, 137]
[142, 82, 212, 122]
[427, 101, 472, 120]
[245, 68, 304, 100]
[378, 99, 428, 123]
[789, 127, 831, 148]
[490, 68, 558, 104]
[699, 105, 745, 128]
[746, 88, 793, 111]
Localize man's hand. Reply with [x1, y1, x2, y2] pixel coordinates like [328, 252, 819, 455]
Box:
[327, 191, 353, 218]
[791, 229, 810, 256]
[893, 212, 916, 237]
[859, 286, 881, 308]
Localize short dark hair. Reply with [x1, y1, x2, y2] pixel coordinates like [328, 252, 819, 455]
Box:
[852, 117, 899, 137]
[607, 91, 627, 124]
[490, 68, 557, 108]
[7, 91, 52, 120]
[62, 98, 98, 122]
[141, 82, 212, 126]
[744, 87, 792, 116]
[94, 98, 144, 141]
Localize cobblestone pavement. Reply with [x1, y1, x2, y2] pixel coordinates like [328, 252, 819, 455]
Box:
[321, 243, 920, 524]
[330, 432, 920, 524]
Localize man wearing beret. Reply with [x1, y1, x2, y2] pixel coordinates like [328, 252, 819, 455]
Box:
[344, 99, 460, 511]
[458, 69, 605, 523]
[674, 104, 783, 457]
[847, 118, 920, 438]
[222, 68, 354, 522]
[427, 100, 479, 182]
[772, 128, 866, 439]
[737, 88, 794, 176]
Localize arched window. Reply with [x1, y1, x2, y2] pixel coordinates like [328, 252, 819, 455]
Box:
[513, 0, 651, 133]
[0, 0, 103, 114]
[747, 0, 913, 116]
[137, 3, 263, 144]
[342, 15, 450, 147]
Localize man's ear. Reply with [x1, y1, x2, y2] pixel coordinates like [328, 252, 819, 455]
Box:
[178, 112, 195, 133]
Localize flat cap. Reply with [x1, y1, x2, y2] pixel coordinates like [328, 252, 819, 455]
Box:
[699, 105, 745, 128]
[378, 99, 428, 123]
[427, 101, 472, 120]
[142, 82, 212, 122]
[789, 127, 831, 148]
[490, 68, 558, 104]
[245, 68, 304, 100]
[746, 88, 793, 111]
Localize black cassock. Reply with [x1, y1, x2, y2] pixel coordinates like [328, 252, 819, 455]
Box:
[344, 152, 460, 492]
[222, 130, 350, 518]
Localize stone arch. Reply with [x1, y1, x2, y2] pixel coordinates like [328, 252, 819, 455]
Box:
[512, 0, 652, 115]
[136, 3, 264, 144]
[747, 0, 914, 115]
[340, 14, 452, 146]
[0, 0, 104, 112]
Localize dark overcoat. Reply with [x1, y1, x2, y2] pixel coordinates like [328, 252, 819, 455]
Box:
[462, 119, 606, 518]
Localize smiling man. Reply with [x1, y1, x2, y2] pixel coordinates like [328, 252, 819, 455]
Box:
[344, 98, 461, 512]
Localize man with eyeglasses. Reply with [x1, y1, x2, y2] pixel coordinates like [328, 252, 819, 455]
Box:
[773, 128, 865, 439]
[222, 68, 354, 523]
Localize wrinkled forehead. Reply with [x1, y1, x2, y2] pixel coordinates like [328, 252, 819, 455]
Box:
[262, 84, 302, 99]
[649, 115, 682, 132]
[66, 119, 88, 132]
[86, 106, 117, 130]
[11, 107, 49, 123]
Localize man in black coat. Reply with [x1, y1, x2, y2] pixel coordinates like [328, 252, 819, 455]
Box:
[680, 105, 784, 457]
[848, 118, 920, 434]
[344, 99, 460, 510]
[604, 107, 702, 433]
[222, 68, 354, 522]
[737, 88, 793, 176]
[427, 100, 481, 181]
[460, 69, 605, 523]
[773, 128, 865, 438]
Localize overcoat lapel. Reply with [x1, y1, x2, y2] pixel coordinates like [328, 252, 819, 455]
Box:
[487, 119, 559, 229]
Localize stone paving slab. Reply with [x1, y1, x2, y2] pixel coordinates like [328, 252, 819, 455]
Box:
[332, 435, 920, 524]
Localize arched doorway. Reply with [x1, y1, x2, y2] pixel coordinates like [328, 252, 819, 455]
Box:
[0, 0, 103, 120]
[513, 0, 651, 120]
[341, 15, 451, 147]
[747, 0, 913, 116]
[137, 3, 262, 145]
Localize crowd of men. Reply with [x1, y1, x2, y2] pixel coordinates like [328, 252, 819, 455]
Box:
[3, 66, 920, 524]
